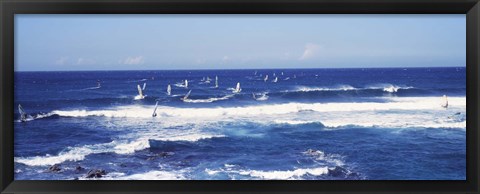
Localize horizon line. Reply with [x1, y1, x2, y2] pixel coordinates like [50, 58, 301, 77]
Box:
[14, 65, 466, 73]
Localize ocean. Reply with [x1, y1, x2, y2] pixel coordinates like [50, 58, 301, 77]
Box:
[13, 67, 466, 180]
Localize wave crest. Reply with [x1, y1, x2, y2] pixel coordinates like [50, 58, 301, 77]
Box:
[14, 134, 223, 166]
[205, 166, 330, 180]
[47, 97, 465, 119]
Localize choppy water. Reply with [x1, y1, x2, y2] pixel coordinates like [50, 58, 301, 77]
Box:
[14, 67, 466, 180]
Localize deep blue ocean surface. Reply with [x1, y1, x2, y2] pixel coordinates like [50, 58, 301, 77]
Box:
[14, 67, 466, 180]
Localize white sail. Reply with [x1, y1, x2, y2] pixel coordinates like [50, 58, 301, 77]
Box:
[182, 90, 192, 101]
[137, 85, 143, 97]
[236, 82, 241, 92]
[142, 82, 147, 91]
[272, 77, 278, 83]
[134, 84, 146, 100]
[281, 72, 284, 76]
[441, 95, 449, 108]
[152, 101, 159, 117]
[18, 104, 27, 122]
[273, 73, 276, 77]
[185, 80, 188, 88]
[252, 92, 256, 99]
[264, 75, 269, 82]
[215, 76, 219, 88]
[233, 82, 242, 93]
[167, 84, 172, 96]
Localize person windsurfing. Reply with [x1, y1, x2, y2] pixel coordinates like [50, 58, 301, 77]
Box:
[18, 104, 27, 122]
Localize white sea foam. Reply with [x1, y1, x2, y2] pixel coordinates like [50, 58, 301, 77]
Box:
[206, 167, 330, 180]
[49, 97, 465, 119]
[174, 81, 188, 88]
[112, 139, 150, 155]
[287, 84, 413, 93]
[100, 170, 186, 180]
[182, 94, 234, 103]
[253, 92, 269, 101]
[205, 150, 348, 180]
[83, 86, 101, 90]
[14, 143, 112, 166]
[366, 84, 414, 93]
[22, 97, 466, 131]
[293, 85, 358, 92]
[125, 79, 147, 83]
[16, 97, 465, 167]
[274, 118, 466, 129]
[14, 133, 223, 166]
[153, 134, 225, 142]
[302, 149, 345, 166]
[241, 167, 329, 179]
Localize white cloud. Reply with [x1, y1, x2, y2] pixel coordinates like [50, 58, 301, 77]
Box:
[222, 56, 230, 62]
[195, 58, 206, 64]
[76, 58, 96, 65]
[55, 57, 69, 65]
[77, 58, 84, 64]
[121, 56, 145, 65]
[299, 43, 321, 60]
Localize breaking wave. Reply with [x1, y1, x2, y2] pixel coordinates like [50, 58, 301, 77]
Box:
[284, 84, 414, 94]
[92, 170, 187, 180]
[45, 97, 465, 119]
[17, 97, 466, 130]
[183, 94, 234, 103]
[205, 166, 330, 180]
[14, 133, 223, 167]
[290, 85, 358, 92]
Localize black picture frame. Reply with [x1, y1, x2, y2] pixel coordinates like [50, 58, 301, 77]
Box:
[1, 0, 479, 193]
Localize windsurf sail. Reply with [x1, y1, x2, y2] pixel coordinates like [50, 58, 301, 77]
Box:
[97, 80, 101, 88]
[137, 85, 144, 97]
[272, 77, 278, 83]
[142, 83, 147, 91]
[152, 101, 159, 117]
[441, 95, 449, 108]
[167, 84, 172, 96]
[264, 75, 269, 82]
[233, 82, 242, 93]
[182, 90, 192, 101]
[185, 80, 188, 88]
[215, 76, 219, 88]
[18, 104, 27, 122]
[252, 92, 256, 99]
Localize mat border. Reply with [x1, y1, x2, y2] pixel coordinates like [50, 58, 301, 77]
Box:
[1, 0, 479, 193]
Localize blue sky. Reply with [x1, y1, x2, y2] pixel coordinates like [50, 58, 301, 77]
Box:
[15, 14, 465, 71]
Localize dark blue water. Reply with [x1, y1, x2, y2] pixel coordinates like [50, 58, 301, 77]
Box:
[14, 67, 466, 180]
